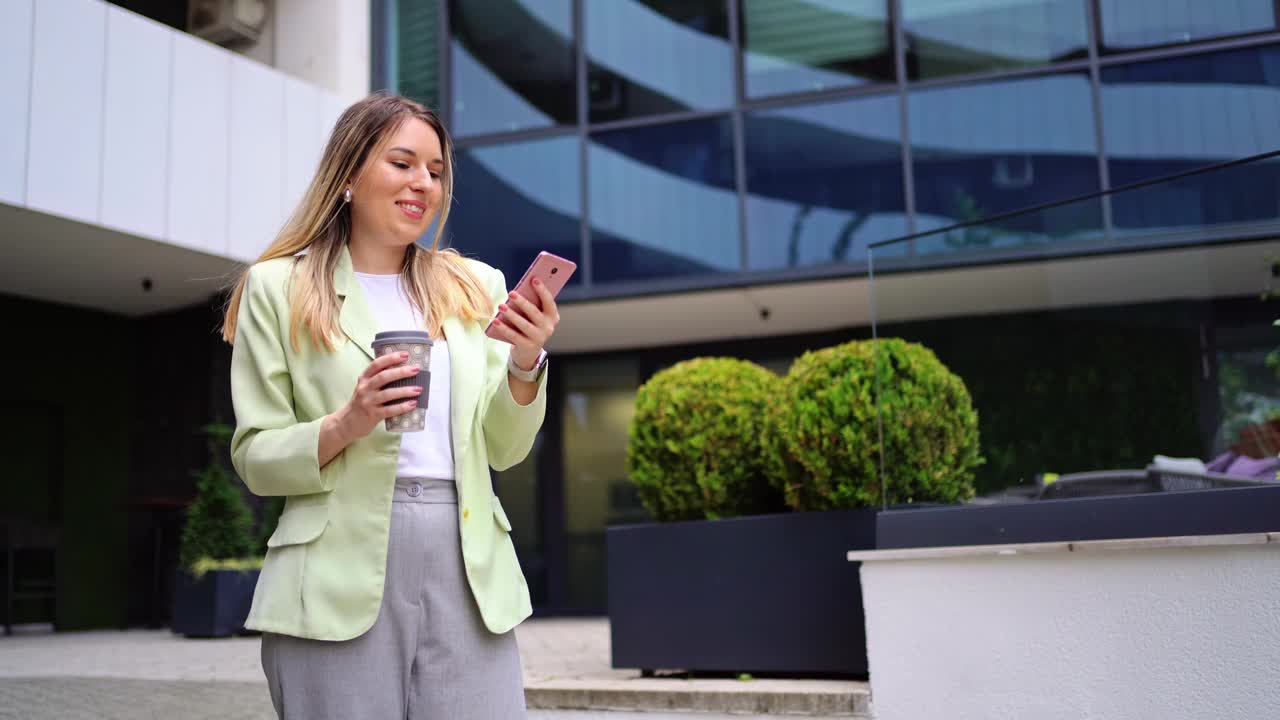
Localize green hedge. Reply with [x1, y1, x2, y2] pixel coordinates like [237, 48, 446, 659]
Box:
[626, 358, 785, 521]
[893, 309, 1202, 494]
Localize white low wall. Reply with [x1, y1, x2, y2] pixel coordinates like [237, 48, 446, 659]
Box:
[855, 535, 1280, 720]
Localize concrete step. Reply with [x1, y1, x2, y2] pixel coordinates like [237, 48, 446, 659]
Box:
[527, 675, 870, 718]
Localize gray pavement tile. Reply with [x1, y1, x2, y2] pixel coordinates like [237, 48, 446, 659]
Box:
[0, 678, 273, 720]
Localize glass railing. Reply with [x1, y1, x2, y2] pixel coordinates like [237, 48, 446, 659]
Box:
[869, 151, 1280, 513]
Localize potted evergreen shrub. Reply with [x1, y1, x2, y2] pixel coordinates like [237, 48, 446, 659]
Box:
[608, 342, 981, 677]
[626, 357, 784, 522]
[768, 337, 981, 512]
[170, 423, 261, 638]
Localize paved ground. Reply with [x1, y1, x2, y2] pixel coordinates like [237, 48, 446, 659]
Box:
[0, 619, 603, 719]
[0, 619, 869, 718]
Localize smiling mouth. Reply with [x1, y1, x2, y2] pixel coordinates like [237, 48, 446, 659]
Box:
[396, 201, 426, 219]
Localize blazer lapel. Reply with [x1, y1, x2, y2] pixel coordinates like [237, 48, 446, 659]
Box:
[334, 246, 378, 362]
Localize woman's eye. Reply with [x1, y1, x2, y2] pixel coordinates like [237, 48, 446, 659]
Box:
[392, 161, 410, 169]
[429, 171, 441, 180]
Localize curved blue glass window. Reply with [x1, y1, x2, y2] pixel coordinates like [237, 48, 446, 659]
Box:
[585, 0, 732, 123]
[449, 137, 583, 287]
[1100, 0, 1276, 52]
[903, 0, 1089, 81]
[589, 117, 740, 282]
[745, 94, 906, 270]
[450, 0, 575, 136]
[743, 0, 894, 98]
[1102, 45, 1280, 237]
[909, 73, 1103, 255]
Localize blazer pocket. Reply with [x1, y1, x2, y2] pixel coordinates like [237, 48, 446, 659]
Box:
[492, 496, 513, 533]
[267, 501, 330, 548]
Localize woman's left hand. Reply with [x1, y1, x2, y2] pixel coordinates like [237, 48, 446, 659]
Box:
[491, 278, 560, 371]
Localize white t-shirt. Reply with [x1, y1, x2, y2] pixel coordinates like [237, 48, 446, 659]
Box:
[353, 271, 454, 481]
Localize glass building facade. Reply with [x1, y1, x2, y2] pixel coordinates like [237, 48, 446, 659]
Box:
[375, 0, 1280, 296]
[374, 0, 1280, 613]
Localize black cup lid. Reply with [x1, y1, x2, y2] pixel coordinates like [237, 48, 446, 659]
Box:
[372, 330, 433, 347]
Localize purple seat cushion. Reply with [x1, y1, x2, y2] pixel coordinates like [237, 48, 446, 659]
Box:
[1225, 454, 1280, 480]
[1205, 452, 1236, 473]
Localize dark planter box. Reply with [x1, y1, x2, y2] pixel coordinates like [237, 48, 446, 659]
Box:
[607, 509, 877, 677]
[170, 568, 259, 638]
[878, 484, 1280, 549]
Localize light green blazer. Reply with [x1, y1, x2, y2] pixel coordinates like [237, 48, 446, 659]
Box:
[229, 245, 545, 641]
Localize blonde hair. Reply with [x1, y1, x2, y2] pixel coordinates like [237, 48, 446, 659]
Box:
[221, 92, 490, 351]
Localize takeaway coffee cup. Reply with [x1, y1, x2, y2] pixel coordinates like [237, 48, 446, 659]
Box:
[371, 330, 433, 433]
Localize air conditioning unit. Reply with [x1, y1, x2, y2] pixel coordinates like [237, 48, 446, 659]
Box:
[188, 0, 270, 47]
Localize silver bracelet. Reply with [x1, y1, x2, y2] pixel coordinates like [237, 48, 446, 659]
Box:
[508, 349, 548, 383]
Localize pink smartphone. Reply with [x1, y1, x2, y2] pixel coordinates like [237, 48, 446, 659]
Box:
[485, 251, 577, 341]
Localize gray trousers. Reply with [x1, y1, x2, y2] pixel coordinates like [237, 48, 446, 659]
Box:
[261, 478, 527, 719]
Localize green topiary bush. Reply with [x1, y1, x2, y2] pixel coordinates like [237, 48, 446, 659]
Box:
[768, 338, 981, 511]
[178, 423, 255, 572]
[627, 358, 785, 521]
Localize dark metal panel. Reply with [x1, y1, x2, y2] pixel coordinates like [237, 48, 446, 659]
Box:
[608, 510, 877, 675]
[878, 485, 1280, 549]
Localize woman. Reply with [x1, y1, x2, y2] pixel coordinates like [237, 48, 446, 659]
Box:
[221, 92, 556, 719]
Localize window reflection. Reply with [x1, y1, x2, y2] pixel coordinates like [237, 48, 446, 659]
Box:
[1102, 46, 1280, 237]
[1215, 344, 1280, 459]
[562, 359, 644, 610]
[1210, 312, 1280, 498]
[589, 117, 740, 282]
[1100, 0, 1276, 52]
[902, 0, 1089, 80]
[449, 137, 582, 286]
[450, 0, 575, 136]
[586, 0, 732, 123]
[909, 73, 1103, 254]
[742, 0, 894, 98]
[745, 94, 907, 270]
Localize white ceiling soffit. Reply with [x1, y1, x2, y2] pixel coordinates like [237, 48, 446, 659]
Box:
[0, 201, 242, 317]
[553, 238, 1280, 354]
[3, 200, 1276, 352]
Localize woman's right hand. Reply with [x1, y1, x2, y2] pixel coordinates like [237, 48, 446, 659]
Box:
[335, 351, 424, 442]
